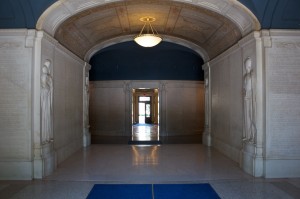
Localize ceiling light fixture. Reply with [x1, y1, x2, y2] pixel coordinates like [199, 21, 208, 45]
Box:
[134, 17, 162, 47]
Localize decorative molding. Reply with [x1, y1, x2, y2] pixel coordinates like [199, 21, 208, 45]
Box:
[0, 29, 29, 36]
[25, 30, 36, 48]
[202, 62, 210, 71]
[38, 31, 58, 46]
[269, 29, 300, 37]
[261, 30, 272, 48]
[0, 41, 22, 49]
[238, 31, 257, 48]
[84, 34, 210, 62]
[84, 62, 91, 72]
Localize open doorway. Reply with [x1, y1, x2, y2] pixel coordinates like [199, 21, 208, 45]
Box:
[138, 96, 151, 124]
[131, 88, 159, 141]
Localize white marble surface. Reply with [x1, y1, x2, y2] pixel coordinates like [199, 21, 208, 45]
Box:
[45, 144, 250, 182]
[0, 30, 34, 180]
[36, 32, 86, 177]
[2, 144, 296, 199]
[209, 41, 244, 163]
[264, 30, 300, 178]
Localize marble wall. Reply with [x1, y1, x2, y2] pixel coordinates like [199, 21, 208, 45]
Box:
[40, 32, 85, 166]
[209, 30, 300, 178]
[0, 30, 35, 179]
[89, 80, 204, 138]
[165, 81, 205, 136]
[0, 30, 86, 180]
[89, 81, 126, 136]
[264, 30, 300, 178]
[209, 33, 257, 163]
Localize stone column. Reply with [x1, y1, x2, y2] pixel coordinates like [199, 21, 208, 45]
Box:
[202, 63, 211, 146]
[83, 63, 91, 147]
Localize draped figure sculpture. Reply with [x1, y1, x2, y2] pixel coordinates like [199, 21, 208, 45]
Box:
[243, 57, 256, 143]
[41, 60, 53, 143]
[204, 78, 209, 127]
[84, 76, 90, 129]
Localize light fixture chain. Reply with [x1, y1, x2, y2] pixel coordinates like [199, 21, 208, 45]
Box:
[139, 23, 147, 36]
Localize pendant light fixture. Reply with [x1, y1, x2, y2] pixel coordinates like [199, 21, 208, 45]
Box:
[134, 17, 162, 47]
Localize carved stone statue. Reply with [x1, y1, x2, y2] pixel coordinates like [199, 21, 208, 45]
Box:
[84, 76, 90, 129]
[41, 60, 53, 143]
[204, 78, 209, 126]
[243, 57, 256, 143]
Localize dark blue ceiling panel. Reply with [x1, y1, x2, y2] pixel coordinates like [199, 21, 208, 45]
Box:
[271, 0, 300, 29]
[0, 0, 300, 29]
[89, 41, 204, 81]
[0, 0, 299, 29]
[0, 1, 26, 28]
[239, 0, 300, 29]
[0, 0, 56, 28]
[29, 0, 56, 26]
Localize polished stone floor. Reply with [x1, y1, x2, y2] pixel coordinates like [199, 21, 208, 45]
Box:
[1, 144, 300, 199]
[132, 124, 159, 141]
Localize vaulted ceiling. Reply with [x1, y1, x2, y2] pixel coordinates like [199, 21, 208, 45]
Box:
[54, 1, 243, 60]
[0, 0, 300, 61]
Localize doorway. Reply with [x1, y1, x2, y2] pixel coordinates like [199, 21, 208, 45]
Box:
[132, 88, 159, 141]
[138, 96, 152, 124]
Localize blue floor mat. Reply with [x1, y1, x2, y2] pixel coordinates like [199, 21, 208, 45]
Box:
[86, 184, 152, 199]
[86, 184, 221, 199]
[154, 184, 221, 199]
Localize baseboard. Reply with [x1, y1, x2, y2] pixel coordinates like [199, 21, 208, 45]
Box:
[265, 159, 300, 178]
[55, 138, 82, 165]
[212, 137, 240, 163]
[0, 161, 32, 180]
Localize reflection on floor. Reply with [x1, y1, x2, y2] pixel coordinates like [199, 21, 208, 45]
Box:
[131, 123, 202, 144]
[1, 144, 300, 199]
[92, 123, 202, 144]
[132, 123, 159, 141]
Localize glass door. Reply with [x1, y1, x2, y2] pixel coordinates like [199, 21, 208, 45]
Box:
[138, 96, 151, 124]
[138, 102, 145, 124]
[145, 102, 151, 124]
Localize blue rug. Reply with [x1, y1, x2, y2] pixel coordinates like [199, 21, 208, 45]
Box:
[87, 184, 220, 199]
[154, 184, 221, 199]
[86, 184, 152, 199]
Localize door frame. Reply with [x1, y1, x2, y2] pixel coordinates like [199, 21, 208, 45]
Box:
[124, 81, 166, 137]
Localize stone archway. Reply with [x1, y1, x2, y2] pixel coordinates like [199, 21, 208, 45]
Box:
[36, 0, 260, 62]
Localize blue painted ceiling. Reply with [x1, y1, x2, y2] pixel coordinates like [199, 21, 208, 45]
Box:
[0, 0, 300, 29]
[89, 41, 204, 81]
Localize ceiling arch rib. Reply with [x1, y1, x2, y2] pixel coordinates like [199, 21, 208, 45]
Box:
[37, 0, 260, 61]
[85, 34, 210, 62]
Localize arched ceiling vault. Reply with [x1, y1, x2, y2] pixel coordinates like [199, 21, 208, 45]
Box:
[37, 0, 260, 61]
